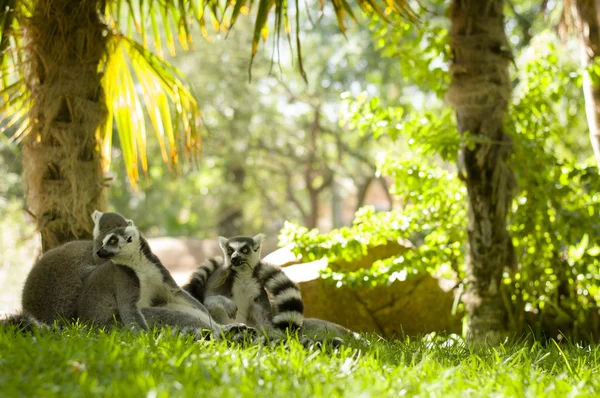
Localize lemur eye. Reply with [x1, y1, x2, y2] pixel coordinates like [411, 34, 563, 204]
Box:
[241, 247, 249, 254]
[108, 237, 117, 245]
[126, 236, 132, 243]
[227, 248, 234, 255]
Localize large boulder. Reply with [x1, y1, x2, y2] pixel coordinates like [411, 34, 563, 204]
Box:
[274, 241, 461, 338]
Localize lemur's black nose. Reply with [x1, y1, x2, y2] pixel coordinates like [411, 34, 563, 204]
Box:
[96, 248, 114, 259]
[231, 256, 243, 267]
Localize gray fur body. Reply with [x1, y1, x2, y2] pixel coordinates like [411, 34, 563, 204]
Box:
[77, 261, 147, 329]
[82, 225, 242, 338]
[21, 212, 131, 324]
[204, 260, 273, 329]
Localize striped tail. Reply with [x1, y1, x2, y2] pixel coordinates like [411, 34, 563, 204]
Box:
[255, 262, 304, 331]
[1, 313, 47, 333]
[182, 257, 223, 302]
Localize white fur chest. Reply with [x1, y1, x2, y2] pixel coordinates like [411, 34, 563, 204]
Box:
[132, 259, 168, 307]
[231, 267, 261, 323]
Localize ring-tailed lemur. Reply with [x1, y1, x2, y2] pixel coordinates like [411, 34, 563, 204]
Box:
[22, 211, 132, 324]
[79, 225, 253, 339]
[183, 234, 304, 333]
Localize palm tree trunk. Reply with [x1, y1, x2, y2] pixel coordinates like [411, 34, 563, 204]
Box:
[571, 0, 600, 166]
[22, 0, 108, 251]
[446, 0, 516, 344]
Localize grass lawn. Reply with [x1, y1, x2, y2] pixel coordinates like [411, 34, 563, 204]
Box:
[1, 326, 599, 397]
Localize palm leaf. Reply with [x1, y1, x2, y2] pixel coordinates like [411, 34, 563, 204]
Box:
[0, 0, 17, 86]
[108, 0, 222, 59]
[249, 0, 274, 80]
[102, 41, 141, 187]
[112, 0, 416, 83]
[219, 0, 416, 81]
[0, 0, 31, 141]
[101, 34, 202, 188]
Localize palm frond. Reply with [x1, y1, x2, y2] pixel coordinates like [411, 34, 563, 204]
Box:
[110, 0, 417, 82]
[105, 0, 223, 58]
[0, 0, 32, 142]
[0, 0, 17, 86]
[101, 34, 202, 188]
[224, 0, 418, 81]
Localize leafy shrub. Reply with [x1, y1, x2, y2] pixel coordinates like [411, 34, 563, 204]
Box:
[280, 26, 600, 338]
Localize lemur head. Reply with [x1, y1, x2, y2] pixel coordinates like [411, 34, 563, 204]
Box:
[96, 226, 140, 263]
[92, 210, 134, 240]
[218, 234, 265, 269]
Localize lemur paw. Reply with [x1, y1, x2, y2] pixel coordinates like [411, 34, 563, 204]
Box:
[209, 296, 237, 320]
[301, 336, 345, 350]
[221, 323, 256, 338]
[220, 323, 258, 344]
[223, 299, 238, 320]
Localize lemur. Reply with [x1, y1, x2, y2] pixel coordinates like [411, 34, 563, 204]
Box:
[183, 234, 304, 333]
[21, 211, 132, 324]
[78, 224, 252, 339]
[18, 211, 251, 339]
[183, 235, 364, 346]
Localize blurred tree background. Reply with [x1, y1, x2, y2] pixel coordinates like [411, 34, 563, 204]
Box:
[2, 0, 600, 341]
[106, 10, 405, 238]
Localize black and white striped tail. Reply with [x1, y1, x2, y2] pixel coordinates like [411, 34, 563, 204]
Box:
[183, 257, 223, 302]
[256, 262, 304, 331]
[1, 313, 46, 332]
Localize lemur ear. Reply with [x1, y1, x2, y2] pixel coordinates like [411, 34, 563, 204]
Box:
[126, 218, 135, 227]
[125, 226, 139, 240]
[91, 210, 103, 224]
[218, 236, 228, 250]
[252, 233, 266, 248]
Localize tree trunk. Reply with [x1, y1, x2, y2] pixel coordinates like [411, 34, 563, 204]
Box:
[22, 0, 108, 251]
[355, 177, 374, 213]
[331, 175, 344, 228]
[305, 188, 319, 229]
[571, 0, 600, 167]
[446, 0, 516, 344]
[218, 163, 246, 236]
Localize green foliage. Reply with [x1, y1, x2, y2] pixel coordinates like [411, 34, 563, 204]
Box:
[2, 327, 600, 396]
[280, 153, 467, 288]
[505, 36, 600, 333]
[281, 18, 600, 337]
[369, 7, 450, 98]
[281, 13, 465, 289]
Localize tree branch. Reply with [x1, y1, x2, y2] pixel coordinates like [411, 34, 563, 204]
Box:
[283, 168, 308, 220]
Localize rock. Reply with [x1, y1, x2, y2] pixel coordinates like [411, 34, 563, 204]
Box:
[279, 241, 461, 339]
[262, 244, 303, 268]
[329, 239, 415, 272]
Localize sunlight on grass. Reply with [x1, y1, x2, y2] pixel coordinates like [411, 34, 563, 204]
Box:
[1, 327, 599, 397]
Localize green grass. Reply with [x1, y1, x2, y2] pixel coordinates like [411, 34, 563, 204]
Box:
[1, 327, 599, 398]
